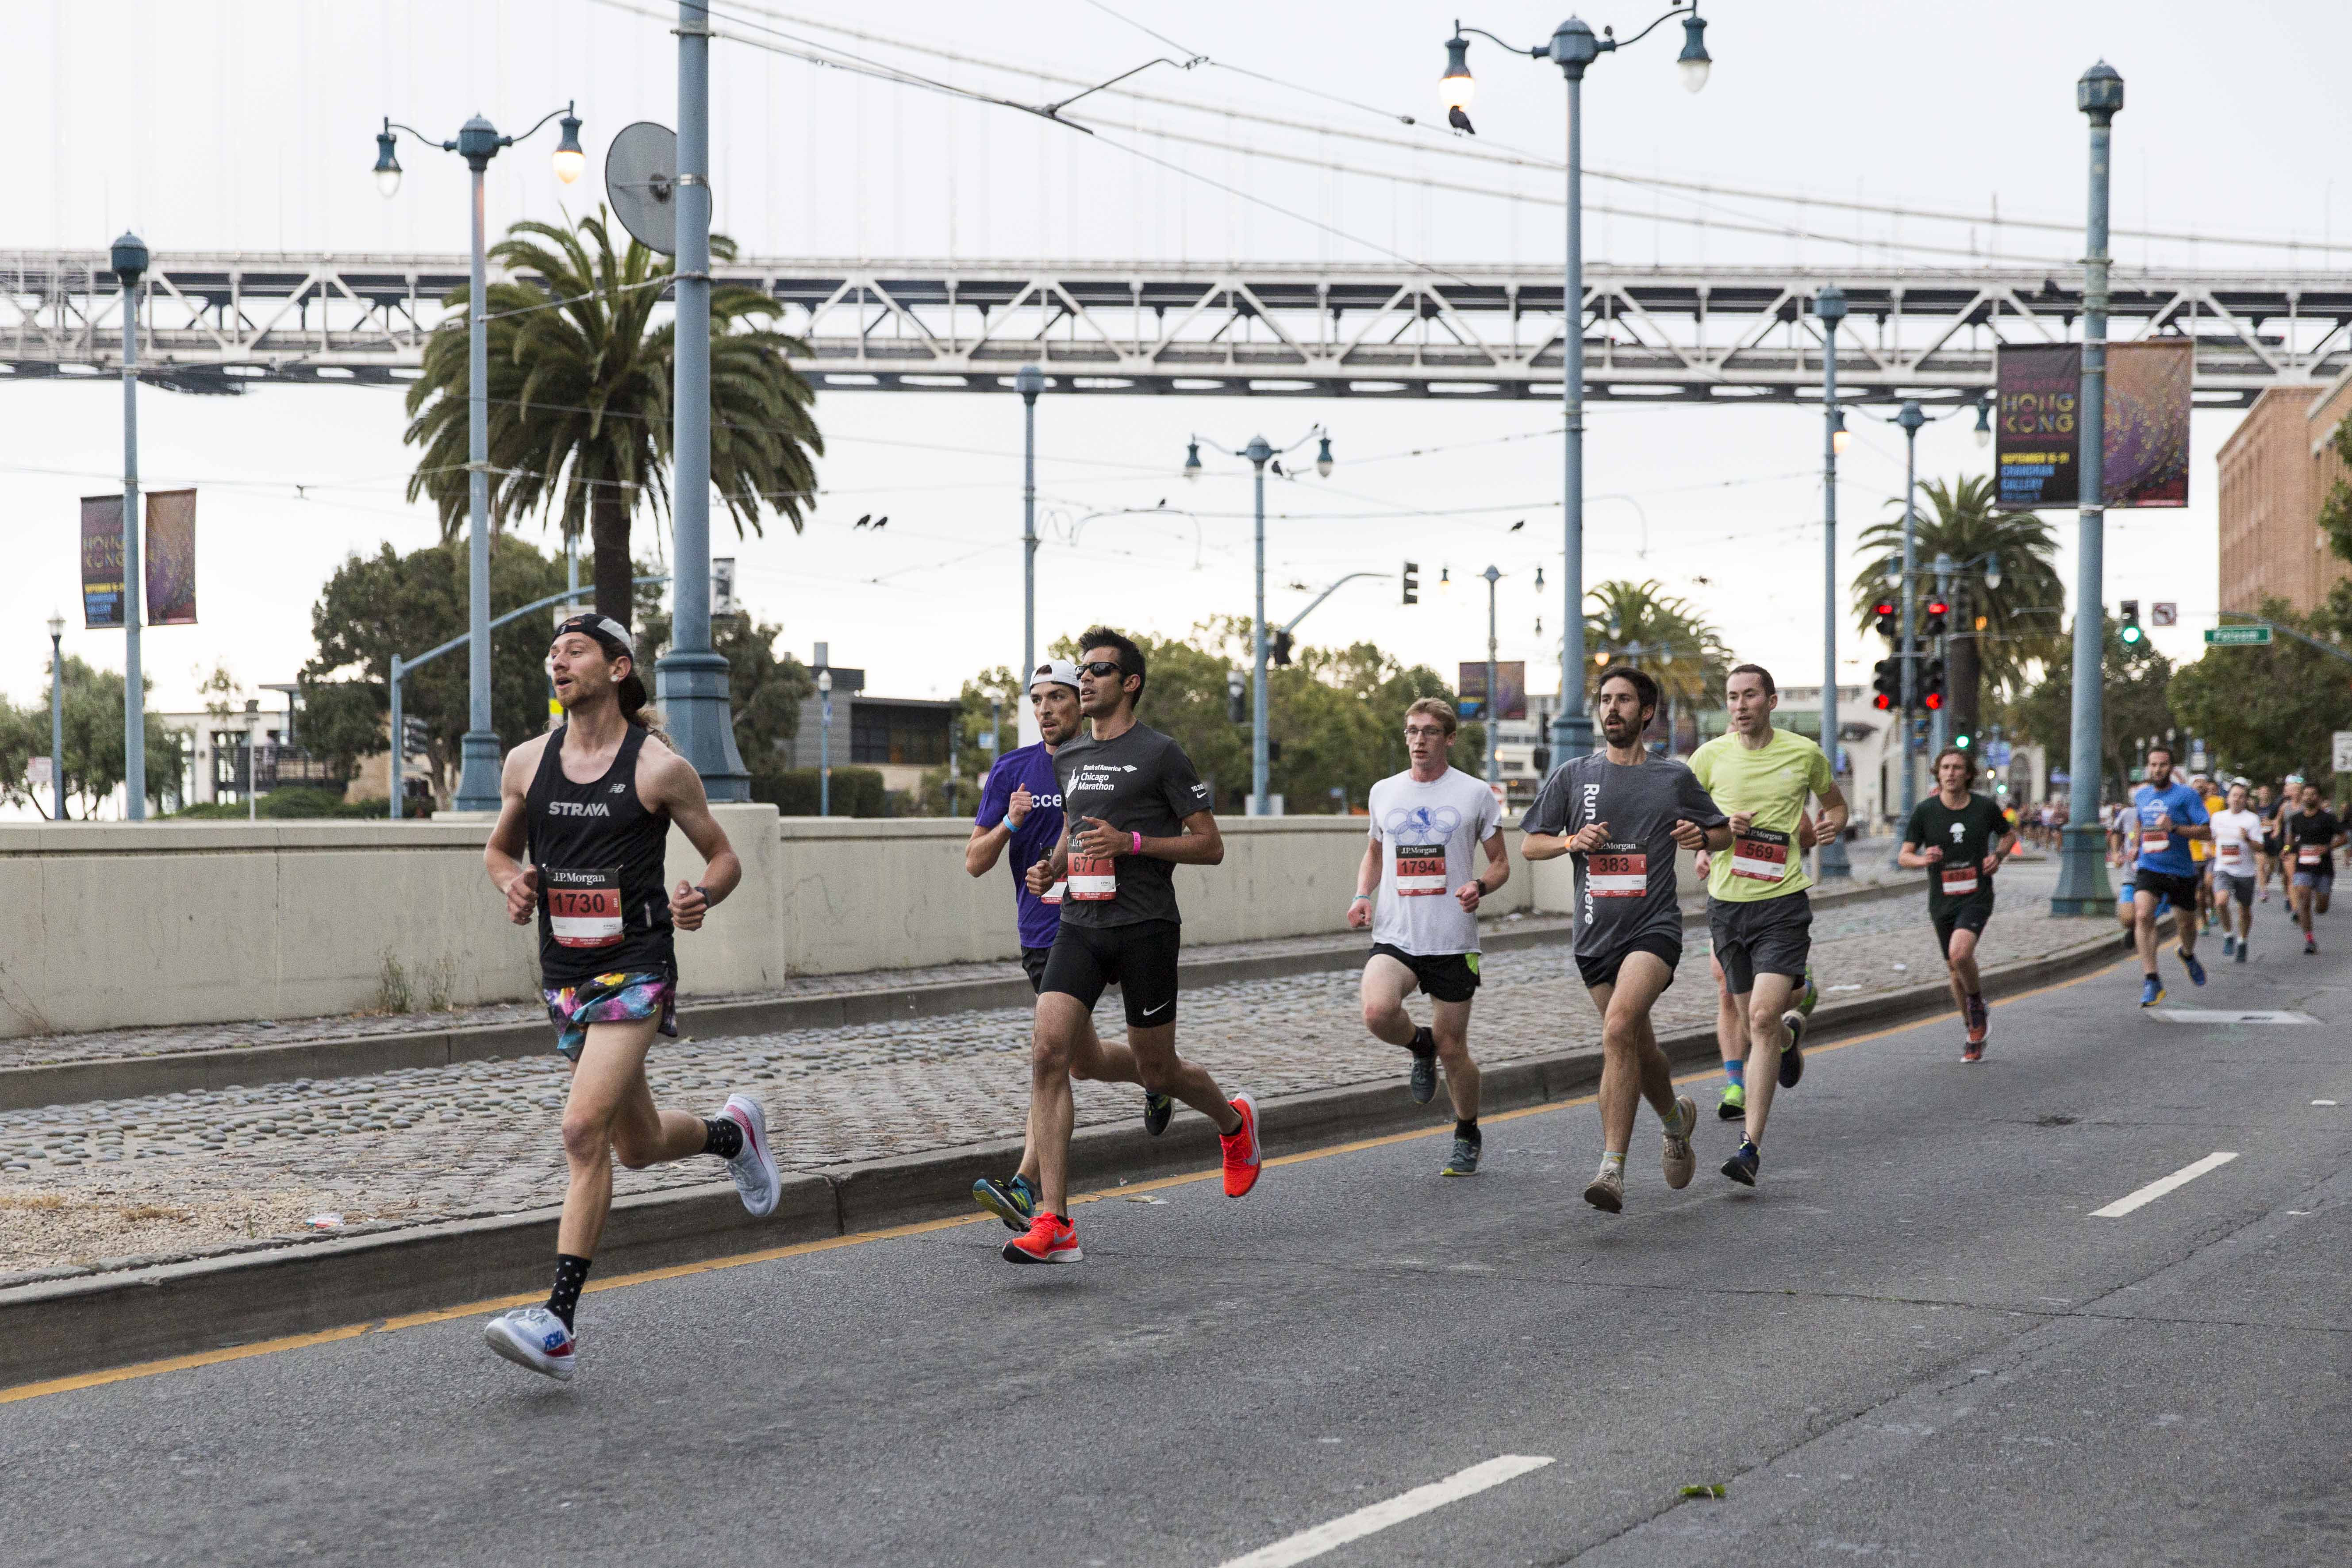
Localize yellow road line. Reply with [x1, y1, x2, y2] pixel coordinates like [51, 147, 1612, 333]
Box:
[0, 942, 2125, 1407]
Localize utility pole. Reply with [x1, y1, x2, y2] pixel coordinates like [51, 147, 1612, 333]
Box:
[1895, 400, 1924, 831]
[1018, 364, 1044, 738]
[1246, 434, 1273, 814]
[1815, 284, 1852, 880]
[2053, 61, 2125, 915]
[1482, 565, 1503, 784]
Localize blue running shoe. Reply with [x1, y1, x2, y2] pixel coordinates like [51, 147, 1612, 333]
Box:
[973, 1172, 1040, 1232]
[2139, 975, 2165, 1008]
[2181, 950, 2207, 987]
[1721, 1140, 1760, 1187]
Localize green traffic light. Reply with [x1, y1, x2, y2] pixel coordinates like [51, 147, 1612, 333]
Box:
[1956, 734, 1971, 749]
[2121, 625, 2144, 645]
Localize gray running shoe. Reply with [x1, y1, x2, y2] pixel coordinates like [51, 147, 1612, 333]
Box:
[1142, 1091, 1173, 1137]
[1409, 1050, 1438, 1105]
[1661, 1095, 1697, 1190]
[1441, 1135, 1480, 1177]
[1583, 1162, 1625, 1213]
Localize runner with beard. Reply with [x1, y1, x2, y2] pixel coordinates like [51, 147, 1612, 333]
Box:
[965, 660, 1169, 1232]
[1004, 628, 1261, 1265]
[1687, 664, 1848, 1183]
[477, 615, 774, 1382]
[1522, 667, 1728, 1214]
[1349, 698, 1509, 1177]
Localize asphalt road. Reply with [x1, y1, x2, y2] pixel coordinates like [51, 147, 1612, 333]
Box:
[6, 905, 2349, 1568]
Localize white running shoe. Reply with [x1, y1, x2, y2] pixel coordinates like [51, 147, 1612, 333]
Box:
[484, 1305, 577, 1381]
[720, 1093, 781, 1217]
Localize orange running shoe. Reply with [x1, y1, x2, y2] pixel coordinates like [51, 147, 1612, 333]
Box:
[1221, 1091, 1262, 1198]
[1002, 1211, 1082, 1265]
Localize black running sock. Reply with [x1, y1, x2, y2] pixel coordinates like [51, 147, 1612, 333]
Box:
[1455, 1118, 1481, 1144]
[1410, 1025, 1436, 1057]
[546, 1253, 592, 1330]
[703, 1115, 745, 1161]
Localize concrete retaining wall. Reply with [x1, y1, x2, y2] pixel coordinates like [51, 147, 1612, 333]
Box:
[0, 808, 1579, 1039]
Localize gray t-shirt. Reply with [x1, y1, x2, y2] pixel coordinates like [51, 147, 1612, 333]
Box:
[1367, 766, 1505, 956]
[1051, 722, 1214, 929]
[1523, 751, 1725, 959]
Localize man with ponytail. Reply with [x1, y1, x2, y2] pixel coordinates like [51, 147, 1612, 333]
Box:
[477, 613, 776, 1381]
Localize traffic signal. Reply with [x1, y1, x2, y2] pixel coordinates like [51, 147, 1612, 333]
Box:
[1953, 727, 1973, 751]
[1532, 746, 1552, 774]
[1872, 658, 1900, 711]
[1271, 630, 1295, 667]
[2119, 599, 2143, 645]
[1402, 561, 1420, 605]
[1872, 599, 1900, 639]
[1226, 669, 1245, 725]
[1922, 658, 1946, 711]
[1924, 598, 1950, 637]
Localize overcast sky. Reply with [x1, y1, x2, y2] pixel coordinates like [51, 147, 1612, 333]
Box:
[6, 0, 2347, 727]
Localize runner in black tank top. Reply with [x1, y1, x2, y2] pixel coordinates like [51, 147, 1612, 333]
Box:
[477, 613, 776, 1382]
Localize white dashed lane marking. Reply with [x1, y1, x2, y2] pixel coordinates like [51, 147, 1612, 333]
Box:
[1218, 1455, 1555, 1568]
[2090, 1151, 2240, 1218]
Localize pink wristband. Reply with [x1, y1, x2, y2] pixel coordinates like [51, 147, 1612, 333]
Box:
[1131, 830, 1143, 856]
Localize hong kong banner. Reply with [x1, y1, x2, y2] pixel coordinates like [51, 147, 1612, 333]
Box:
[145, 488, 199, 623]
[80, 495, 124, 628]
[1994, 345, 2081, 511]
[2102, 340, 2191, 508]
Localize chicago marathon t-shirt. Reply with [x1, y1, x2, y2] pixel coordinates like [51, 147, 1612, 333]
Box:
[1523, 751, 1725, 961]
[1051, 721, 1214, 929]
[1365, 765, 1505, 957]
[974, 741, 1067, 950]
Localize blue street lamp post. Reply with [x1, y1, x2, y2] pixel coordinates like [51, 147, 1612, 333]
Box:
[1437, 6, 1711, 766]
[1814, 283, 1851, 880]
[113, 232, 147, 819]
[374, 99, 587, 812]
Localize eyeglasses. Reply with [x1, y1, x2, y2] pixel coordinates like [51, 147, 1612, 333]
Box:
[1078, 660, 1125, 679]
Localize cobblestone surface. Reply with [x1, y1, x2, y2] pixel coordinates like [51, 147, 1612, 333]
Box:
[0, 861, 2088, 1283]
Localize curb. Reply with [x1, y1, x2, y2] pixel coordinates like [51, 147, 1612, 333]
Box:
[0, 877, 1915, 1112]
[0, 904, 2125, 1391]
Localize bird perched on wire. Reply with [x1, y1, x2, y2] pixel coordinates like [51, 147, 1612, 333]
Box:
[1509, 519, 1524, 532]
[854, 513, 872, 529]
[852, 514, 890, 530]
[1449, 106, 1475, 134]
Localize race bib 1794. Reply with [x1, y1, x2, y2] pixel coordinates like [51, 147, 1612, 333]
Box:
[1395, 842, 1447, 896]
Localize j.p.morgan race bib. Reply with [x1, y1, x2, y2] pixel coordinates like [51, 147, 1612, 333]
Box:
[1589, 849, 1648, 897]
[1395, 842, 1448, 896]
[2300, 846, 2326, 867]
[544, 865, 624, 948]
[1068, 854, 1117, 901]
[2141, 828, 2170, 856]
[1729, 826, 1791, 883]
[1940, 864, 1980, 898]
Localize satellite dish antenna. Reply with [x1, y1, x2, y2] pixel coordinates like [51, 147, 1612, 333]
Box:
[605, 121, 679, 256]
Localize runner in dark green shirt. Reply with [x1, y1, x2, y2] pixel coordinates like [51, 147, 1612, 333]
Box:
[1899, 748, 2018, 1063]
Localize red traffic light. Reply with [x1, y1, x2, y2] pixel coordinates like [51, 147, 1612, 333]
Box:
[1923, 691, 1944, 711]
[1873, 693, 1893, 711]
[1872, 600, 1896, 618]
[1926, 599, 1949, 617]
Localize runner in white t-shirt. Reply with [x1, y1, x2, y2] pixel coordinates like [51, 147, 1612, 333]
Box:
[1349, 698, 1509, 1177]
[2209, 780, 2262, 964]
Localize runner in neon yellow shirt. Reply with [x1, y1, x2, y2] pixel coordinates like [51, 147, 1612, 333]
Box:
[1688, 664, 1849, 1188]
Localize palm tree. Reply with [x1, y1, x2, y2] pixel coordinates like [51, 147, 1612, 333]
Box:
[1849, 475, 2066, 732]
[403, 211, 821, 626]
[1584, 578, 1732, 749]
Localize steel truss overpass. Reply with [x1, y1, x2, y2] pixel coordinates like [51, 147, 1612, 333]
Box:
[8, 253, 2352, 407]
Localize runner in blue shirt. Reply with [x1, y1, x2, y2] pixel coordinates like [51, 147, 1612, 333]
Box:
[962, 659, 1168, 1230]
[2129, 743, 2212, 1007]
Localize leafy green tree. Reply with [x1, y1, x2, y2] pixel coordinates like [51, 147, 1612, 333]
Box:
[635, 606, 814, 801]
[403, 212, 821, 626]
[2005, 618, 2174, 799]
[37, 656, 181, 818]
[2168, 592, 2352, 784]
[1850, 476, 2067, 732]
[0, 692, 44, 813]
[302, 536, 572, 807]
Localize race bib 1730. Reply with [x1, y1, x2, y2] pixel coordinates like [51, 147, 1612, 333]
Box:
[544, 865, 624, 947]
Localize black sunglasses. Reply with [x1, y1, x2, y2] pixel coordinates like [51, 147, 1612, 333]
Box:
[1078, 659, 1126, 679]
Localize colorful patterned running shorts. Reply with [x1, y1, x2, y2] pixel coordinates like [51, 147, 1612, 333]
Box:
[542, 971, 678, 1061]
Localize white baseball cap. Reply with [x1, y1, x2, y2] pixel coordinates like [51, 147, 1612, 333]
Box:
[1027, 658, 1081, 696]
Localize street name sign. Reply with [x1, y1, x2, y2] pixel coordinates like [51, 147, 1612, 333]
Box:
[2203, 625, 2271, 645]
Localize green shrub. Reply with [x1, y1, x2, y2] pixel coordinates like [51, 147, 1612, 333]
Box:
[752, 766, 887, 818]
[169, 788, 412, 821]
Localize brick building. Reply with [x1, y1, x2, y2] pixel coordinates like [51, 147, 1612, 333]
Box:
[2217, 366, 2352, 614]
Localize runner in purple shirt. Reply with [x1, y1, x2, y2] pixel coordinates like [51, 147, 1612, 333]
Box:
[963, 658, 1167, 1230]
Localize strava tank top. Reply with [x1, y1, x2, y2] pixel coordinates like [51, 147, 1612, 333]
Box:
[524, 723, 675, 985]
